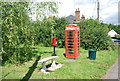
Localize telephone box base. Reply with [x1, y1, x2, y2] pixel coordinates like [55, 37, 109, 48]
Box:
[65, 54, 80, 59]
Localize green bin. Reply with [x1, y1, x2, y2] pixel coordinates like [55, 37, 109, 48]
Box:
[88, 49, 97, 60]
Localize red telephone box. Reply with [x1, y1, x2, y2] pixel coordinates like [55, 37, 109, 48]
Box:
[52, 37, 58, 46]
[65, 24, 80, 58]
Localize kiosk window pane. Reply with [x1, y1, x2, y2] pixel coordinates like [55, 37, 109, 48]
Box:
[68, 52, 74, 54]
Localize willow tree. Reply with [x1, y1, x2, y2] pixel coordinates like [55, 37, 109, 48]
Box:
[29, 1, 58, 20]
[30, 1, 59, 46]
[1, 1, 58, 64]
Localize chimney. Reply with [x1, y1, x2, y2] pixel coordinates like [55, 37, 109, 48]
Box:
[75, 8, 80, 21]
[81, 15, 85, 20]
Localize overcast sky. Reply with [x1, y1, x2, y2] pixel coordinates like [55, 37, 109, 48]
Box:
[57, 0, 119, 25]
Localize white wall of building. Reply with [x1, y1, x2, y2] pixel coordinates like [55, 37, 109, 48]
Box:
[108, 30, 118, 37]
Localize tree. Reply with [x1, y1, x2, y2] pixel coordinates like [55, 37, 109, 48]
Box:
[1, 2, 33, 64]
[75, 19, 115, 50]
[1, 1, 59, 64]
[29, 1, 59, 46]
[31, 16, 69, 47]
[108, 24, 120, 34]
[29, 1, 58, 21]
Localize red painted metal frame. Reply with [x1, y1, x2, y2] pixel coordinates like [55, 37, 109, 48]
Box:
[65, 24, 80, 58]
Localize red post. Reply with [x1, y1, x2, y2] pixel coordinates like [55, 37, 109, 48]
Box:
[52, 37, 58, 56]
[52, 37, 58, 46]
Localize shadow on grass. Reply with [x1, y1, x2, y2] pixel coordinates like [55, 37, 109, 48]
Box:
[21, 56, 41, 81]
[33, 50, 52, 55]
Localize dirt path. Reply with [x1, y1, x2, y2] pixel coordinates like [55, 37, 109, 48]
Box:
[103, 58, 120, 80]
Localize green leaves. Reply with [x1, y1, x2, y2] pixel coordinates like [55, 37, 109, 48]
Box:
[29, 2, 58, 21]
[108, 24, 120, 34]
[1, 2, 32, 64]
[31, 17, 69, 47]
[1, 0, 60, 64]
[1, 1, 65, 64]
[75, 19, 115, 50]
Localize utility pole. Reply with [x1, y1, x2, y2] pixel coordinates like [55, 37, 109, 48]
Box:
[97, 0, 100, 21]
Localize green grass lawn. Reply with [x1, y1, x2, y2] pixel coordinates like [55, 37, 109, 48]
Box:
[2, 46, 118, 79]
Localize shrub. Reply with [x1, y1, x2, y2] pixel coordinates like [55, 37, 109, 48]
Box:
[75, 19, 116, 50]
[32, 17, 69, 47]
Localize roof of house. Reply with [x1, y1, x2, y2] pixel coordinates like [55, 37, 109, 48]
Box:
[66, 15, 75, 23]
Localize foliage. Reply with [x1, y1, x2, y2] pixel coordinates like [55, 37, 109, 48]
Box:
[29, 1, 58, 21]
[31, 17, 69, 47]
[1, 2, 33, 64]
[1, 2, 58, 64]
[75, 19, 115, 50]
[108, 24, 120, 34]
[112, 35, 120, 40]
[52, 17, 69, 48]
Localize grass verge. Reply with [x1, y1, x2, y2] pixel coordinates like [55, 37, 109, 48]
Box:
[2, 46, 118, 79]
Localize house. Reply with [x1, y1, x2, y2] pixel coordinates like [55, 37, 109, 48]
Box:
[66, 8, 85, 23]
[66, 15, 75, 23]
[108, 29, 118, 37]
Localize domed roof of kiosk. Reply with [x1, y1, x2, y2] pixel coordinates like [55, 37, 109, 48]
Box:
[66, 24, 80, 27]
